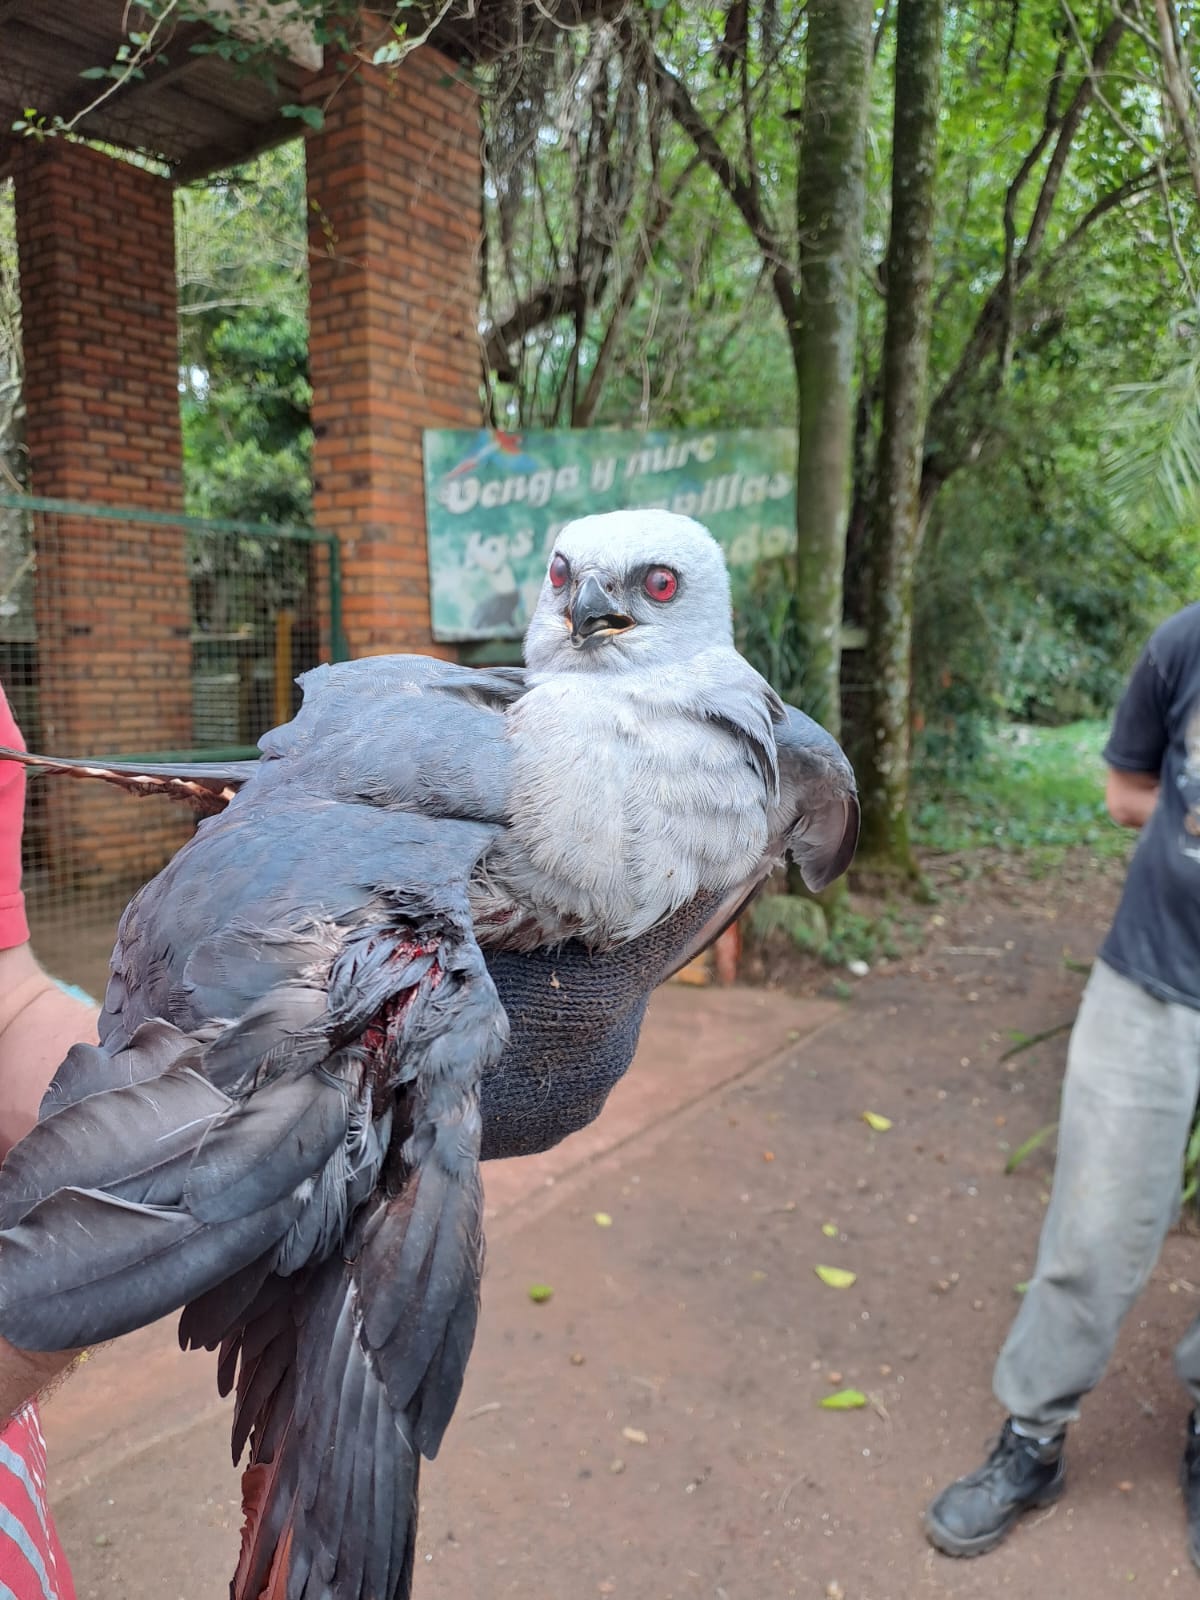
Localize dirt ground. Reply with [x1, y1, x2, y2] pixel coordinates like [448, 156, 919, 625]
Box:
[40, 846, 1200, 1600]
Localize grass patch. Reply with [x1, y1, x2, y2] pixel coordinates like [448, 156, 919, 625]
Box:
[751, 720, 1129, 974]
[912, 721, 1131, 868]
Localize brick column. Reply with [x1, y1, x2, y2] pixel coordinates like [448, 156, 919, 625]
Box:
[13, 141, 191, 906]
[305, 46, 482, 657]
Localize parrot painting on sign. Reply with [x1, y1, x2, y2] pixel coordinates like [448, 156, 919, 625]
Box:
[443, 428, 539, 480]
[0, 512, 858, 1600]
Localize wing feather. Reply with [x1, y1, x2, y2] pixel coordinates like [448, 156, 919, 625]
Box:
[0, 745, 255, 814]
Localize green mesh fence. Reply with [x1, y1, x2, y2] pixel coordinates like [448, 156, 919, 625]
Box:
[0, 493, 343, 996]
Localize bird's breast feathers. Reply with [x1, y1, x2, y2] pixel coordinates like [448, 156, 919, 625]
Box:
[493, 662, 775, 944]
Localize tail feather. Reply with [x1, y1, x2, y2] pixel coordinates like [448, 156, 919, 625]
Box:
[235, 1440, 299, 1600]
[224, 1252, 420, 1600]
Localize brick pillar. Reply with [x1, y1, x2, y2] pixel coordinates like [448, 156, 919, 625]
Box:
[305, 47, 482, 657]
[13, 142, 191, 908]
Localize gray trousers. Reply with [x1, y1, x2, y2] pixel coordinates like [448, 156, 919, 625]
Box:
[994, 958, 1200, 1433]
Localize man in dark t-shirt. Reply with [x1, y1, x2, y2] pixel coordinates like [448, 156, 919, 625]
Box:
[926, 602, 1200, 1567]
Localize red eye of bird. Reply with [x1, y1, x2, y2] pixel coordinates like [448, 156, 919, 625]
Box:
[644, 566, 678, 602]
[549, 553, 569, 590]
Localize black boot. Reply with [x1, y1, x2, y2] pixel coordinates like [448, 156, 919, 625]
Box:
[924, 1419, 1066, 1557]
[1181, 1411, 1200, 1570]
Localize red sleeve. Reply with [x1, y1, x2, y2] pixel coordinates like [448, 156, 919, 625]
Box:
[0, 686, 30, 951]
[0, 1405, 76, 1599]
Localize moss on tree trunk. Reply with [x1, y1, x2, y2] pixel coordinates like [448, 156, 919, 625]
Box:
[790, 0, 873, 738]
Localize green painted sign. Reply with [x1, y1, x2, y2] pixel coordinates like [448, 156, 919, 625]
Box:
[422, 426, 796, 641]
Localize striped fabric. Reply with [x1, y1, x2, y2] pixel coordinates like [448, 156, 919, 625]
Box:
[0, 1392, 74, 1597]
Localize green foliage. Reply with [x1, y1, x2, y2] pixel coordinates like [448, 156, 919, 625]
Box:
[749, 893, 829, 949]
[173, 147, 314, 643]
[1183, 1115, 1200, 1207]
[1004, 1121, 1058, 1175]
[176, 146, 313, 527]
[911, 721, 1132, 867]
[1104, 309, 1200, 543]
[734, 554, 819, 709]
[749, 892, 911, 967]
[181, 306, 313, 525]
[911, 361, 1198, 744]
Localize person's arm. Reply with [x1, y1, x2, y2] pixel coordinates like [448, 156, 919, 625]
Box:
[1105, 767, 1160, 829]
[0, 942, 98, 1154]
[0, 945, 97, 1420]
[0, 692, 96, 1421]
[1102, 627, 1175, 829]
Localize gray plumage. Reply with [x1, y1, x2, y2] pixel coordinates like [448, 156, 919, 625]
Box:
[0, 509, 858, 1600]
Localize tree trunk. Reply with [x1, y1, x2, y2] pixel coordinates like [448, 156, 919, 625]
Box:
[856, 0, 944, 871]
[790, 0, 874, 736]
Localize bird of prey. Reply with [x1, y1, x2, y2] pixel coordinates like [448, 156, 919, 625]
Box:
[0, 511, 857, 1600]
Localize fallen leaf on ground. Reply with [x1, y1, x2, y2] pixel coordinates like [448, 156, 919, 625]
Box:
[621, 1427, 648, 1445]
[815, 1265, 857, 1290]
[862, 1111, 893, 1132]
[820, 1389, 867, 1410]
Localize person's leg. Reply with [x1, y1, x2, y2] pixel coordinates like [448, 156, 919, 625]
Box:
[994, 960, 1200, 1430]
[927, 960, 1200, 1557]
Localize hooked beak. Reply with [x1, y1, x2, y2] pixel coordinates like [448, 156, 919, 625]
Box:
[568, 574, 635, 646]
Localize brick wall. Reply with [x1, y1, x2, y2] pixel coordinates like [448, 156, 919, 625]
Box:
[13, 141, 192, 907]
[305, 46, 482, 657]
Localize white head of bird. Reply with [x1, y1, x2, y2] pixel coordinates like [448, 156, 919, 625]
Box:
[522, 510, 734, 676]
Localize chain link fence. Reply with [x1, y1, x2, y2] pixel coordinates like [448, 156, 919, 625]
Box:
[0, 492, 343, 994]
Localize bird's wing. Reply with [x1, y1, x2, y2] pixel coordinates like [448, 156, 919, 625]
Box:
[0, 800, 502, 1337]
[0, 746, 257, 815]
[0, 659, 521, 1600]
[674, 650, 784, 805]
[175, 887, 500, 1600]
[0, 808, 503, 1600]
[0, 656, 528, 822]
[649, 699, 859, 976]
[774, 703, 860, 892]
